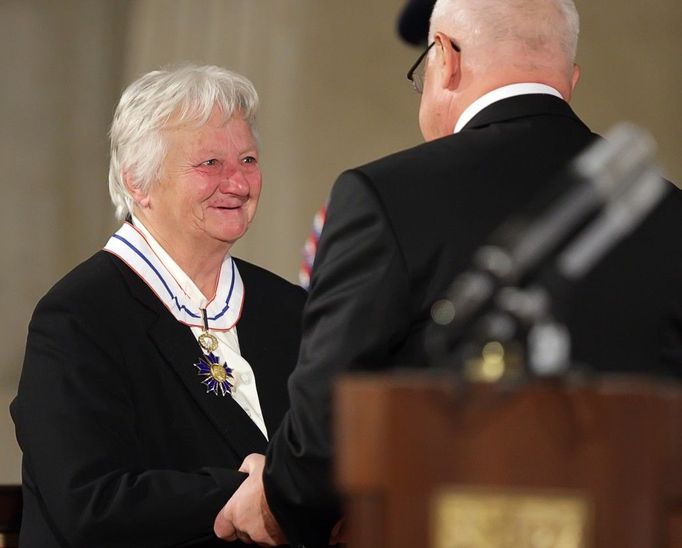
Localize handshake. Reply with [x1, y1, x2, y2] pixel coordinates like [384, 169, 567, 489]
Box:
[214, 454, 345, 546]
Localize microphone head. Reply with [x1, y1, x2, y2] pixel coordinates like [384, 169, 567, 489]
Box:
[397, 0, 437, 46]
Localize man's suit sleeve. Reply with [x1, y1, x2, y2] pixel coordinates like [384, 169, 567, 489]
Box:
[264, 170, 412, 547]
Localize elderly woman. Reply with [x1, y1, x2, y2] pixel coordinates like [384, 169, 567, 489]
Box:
[11, 65, 305, 547]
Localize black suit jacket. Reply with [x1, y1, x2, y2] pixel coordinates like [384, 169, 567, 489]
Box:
[263, 94, 682, 546]
[11, 251, 306, 547]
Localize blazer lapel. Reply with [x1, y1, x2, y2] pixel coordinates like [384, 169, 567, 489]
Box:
[112, 254, 268, 458]
[149, 313, 268, 456]
[235, 308, 291, 434]
[235, 276, 296, 434]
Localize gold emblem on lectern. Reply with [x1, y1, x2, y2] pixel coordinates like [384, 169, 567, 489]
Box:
[431, 487, 591, 548]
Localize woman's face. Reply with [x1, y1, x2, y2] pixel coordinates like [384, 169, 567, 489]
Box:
[139, 108, 261, 257]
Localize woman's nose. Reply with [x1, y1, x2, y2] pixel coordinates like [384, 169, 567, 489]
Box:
[218, 165, 248, 194]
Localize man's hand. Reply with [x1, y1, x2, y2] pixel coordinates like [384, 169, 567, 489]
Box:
[214, 453, 286, 545]
[329, 518, 347, 545]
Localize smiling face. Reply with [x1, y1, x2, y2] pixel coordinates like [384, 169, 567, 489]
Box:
[132, 108, 261, 261]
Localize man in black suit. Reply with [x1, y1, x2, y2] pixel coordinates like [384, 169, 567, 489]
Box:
[215, 0, 682, 545]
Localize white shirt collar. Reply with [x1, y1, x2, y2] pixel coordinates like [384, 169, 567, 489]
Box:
[131, 215, 209, 308]
[454, 83, 564, 134]
[105, 219, 268, 437]
[103, 218, 244, 331]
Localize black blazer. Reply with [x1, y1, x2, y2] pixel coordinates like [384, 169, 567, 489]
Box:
[263, 95, 682, 546]
[11, 251, 306, 547]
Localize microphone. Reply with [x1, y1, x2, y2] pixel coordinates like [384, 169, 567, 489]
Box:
[425, 123, 670, 374]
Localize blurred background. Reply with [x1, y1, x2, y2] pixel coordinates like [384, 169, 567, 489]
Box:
[1, 0, 680, 483]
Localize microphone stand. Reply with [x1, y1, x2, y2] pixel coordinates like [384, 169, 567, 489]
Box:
[425, 123, 669, 383]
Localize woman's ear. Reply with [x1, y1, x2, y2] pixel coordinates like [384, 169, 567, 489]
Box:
[124, 172, 150, 208]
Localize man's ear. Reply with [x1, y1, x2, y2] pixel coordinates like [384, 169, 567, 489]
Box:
[434, 32, 460, 90]
[570, 63, 581, 93]
[124, 172, 150, 208]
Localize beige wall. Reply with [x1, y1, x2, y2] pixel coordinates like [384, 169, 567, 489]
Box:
[573, 1, 682, 184]
[1, 0, 680, 483]
[0, 0, 129, 482]
[120, 0, 423, 281]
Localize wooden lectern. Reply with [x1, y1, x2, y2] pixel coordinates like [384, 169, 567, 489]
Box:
[335, 373, 682, 547]
[0, 486, 21, 548]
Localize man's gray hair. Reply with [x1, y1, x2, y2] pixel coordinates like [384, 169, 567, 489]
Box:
[431, 0, 579, 64]
[108, 64, 259, 221]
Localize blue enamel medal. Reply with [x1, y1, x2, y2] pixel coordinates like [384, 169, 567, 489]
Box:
[194, 309, 235, 396]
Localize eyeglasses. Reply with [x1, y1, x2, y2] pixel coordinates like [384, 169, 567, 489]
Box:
[406, 38, 460, 94]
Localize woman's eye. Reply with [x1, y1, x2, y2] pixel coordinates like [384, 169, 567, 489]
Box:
[202, 159, 218, 167]
[242, 156, 257, 165]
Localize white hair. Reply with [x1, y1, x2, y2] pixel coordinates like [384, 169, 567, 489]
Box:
[430, 0, 579, 66]
[108, 64, 259, 221]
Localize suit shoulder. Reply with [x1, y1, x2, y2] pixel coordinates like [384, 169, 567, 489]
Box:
[233, 258, 306, 305]
[26, 252, 133, 343]
[351, 138, 447, 180]
[324, 140, 447, 209]
[40, 251, 122, 301]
